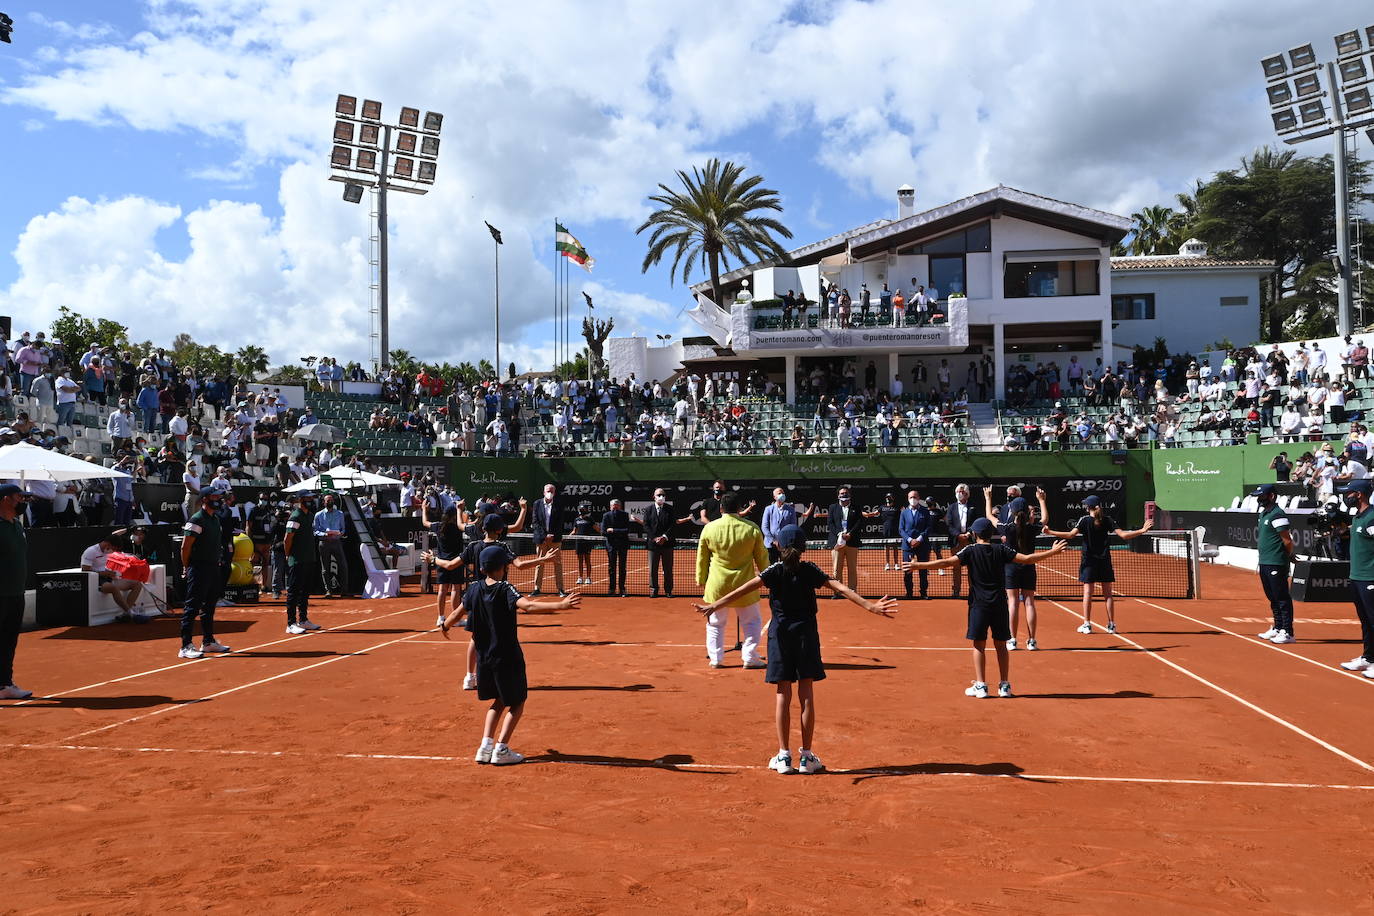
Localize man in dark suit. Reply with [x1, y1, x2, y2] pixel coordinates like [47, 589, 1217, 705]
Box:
[601, 497, 633, 597]
[637, 487, 692, 597]
[530, 482, 567, 596]
[825, 485, 874, 596]
[944, 483, 975, 598]
[900, 489, 931, 599]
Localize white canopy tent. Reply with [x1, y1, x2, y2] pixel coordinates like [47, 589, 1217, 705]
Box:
[283, 468, 403, 492]
[0, 442, 132, 483]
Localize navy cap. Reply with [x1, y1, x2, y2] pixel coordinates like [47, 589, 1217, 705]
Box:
[775, 525, 804, 549]
[479, 544, 511, 572]
[1250, 484, 1277, 497]
[482, 512, 507, 532]
[1082, 495, 1102, 508]
[1008, 497, 1028, 514]
[0, 484, 31, 499]
[1345, 479, 1374, 496]
[971, 517, 996, 538]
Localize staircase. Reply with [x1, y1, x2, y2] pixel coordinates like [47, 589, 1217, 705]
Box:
[966, 402, 1001, 451]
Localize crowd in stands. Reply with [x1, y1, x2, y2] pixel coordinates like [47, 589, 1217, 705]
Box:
[766, 280, 953, 329]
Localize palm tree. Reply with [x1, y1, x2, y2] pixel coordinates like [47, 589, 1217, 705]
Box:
[637, 158, 793, 309]
[1127, 205, 1177, 256]
[387, 349, 418, 373]
[477, 359, 494, 380]
[234, 344, 270, 379]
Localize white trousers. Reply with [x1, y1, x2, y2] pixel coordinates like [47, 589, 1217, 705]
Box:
[707, 601, 762, 665]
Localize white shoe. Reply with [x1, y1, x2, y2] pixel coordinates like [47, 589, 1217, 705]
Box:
[1340, 656, 1372, 671]
[200, 641, 231, 654]
[1364, 667, 1374, 680]
[474, 743, 494, 764]
[297, 619, 321, 631]
[286, 623, 307, 635]
[178, 645, 204, 659]
[462, 673, 477, 691]
[1076, 622, 1093, 635]
[797, 751, 825, 775]
[216, 599, 236, 607]
[965, 681, 989, 699]
[1026, 638, 1039, 651]
[1257, 627, 1279, 640]
[882, 563, 891, 571]
[1006, 638, 1018, 651]
[1269, 630, 1295, 645]
[0, 684, 33, 699]
[1106, 622, 1118, 634]
[490, 746, 525, 766]
[436, 614, 446, 628]
[769, 751, 797, 774]
[998, 681, 1014, 698]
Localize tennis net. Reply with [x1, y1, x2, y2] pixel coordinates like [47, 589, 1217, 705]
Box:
[448, 529, 1197, 600]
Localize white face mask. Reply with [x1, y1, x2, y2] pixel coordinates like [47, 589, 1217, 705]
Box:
[774, 493, 785, 503]
[655, 495, 666, 505]
[544, 492, 554, 501]
[909, 498, 919, 508]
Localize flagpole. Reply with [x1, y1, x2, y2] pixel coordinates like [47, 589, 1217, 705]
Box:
[553, 219, 559, 372]
[494, 237, 501, 381]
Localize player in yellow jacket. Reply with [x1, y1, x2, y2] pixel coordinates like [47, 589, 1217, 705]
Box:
[696, 491, 770, 669]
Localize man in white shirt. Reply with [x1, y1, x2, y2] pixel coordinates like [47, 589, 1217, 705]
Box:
[891, 375, 904, 398]
[168, 408, 189, 447]
[54, 369, 81, 427]
[182, 460, 203, 520]
[81, 535, 147, 620]
[1311, 344, 1328, 377]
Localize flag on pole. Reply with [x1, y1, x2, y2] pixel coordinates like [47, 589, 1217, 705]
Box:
[582, 291, 594, 310]
[485, 221, 503, 244]
[556, 223, 595, 272]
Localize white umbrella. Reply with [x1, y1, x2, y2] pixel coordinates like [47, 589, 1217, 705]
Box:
[0, 442, 132, 483]
[283, 468, 403, 492]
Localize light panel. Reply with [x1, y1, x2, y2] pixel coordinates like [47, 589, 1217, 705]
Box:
[360, 123, 380, 146]
[1346, 86, 1374, 115]
[1335, 29, 1363, 57]
[343, 183, 365, 204]
[394, 157, 414, 179]
[357, 149, 378, 172]
[1262, 54, 1287, 80]
[336, 94, 357, 117]
[417, 161, 436, 182]
[396, 131, 417, 153]
[361, 99, 382, 120]
[333, 119, 353, 142]
[399, 106, 420, 128]
[1266, 82, 1293, 107]
[1271, 108, 1298, 132]
[423, 111, 443, 133]
[420, 135, 440, 158]
[1299, 99, 1328, 123]
[1339, 56, 1369, 85]
[1294, 71, 1323, 98]
[1290, 43, 1317, 69]
[330, 145, 351, 168]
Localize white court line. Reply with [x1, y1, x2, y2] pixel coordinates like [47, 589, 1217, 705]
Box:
[1045, 599, 1374, 775]
[11, 601, 434, 707]
[1132, 597, 1374, 687]
[59, 628, 432, 742]
[8, 742, 1374, 791]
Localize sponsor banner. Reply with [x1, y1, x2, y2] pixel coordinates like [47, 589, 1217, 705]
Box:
[1150, 448, 1247, 512]
[1291, 560, 1351, 602]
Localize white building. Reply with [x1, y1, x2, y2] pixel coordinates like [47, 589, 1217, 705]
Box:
[608, 186, 1273, 401]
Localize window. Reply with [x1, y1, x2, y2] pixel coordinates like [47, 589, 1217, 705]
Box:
[929, 255, 965, 297]
[1220, 295, 1249, 307]
[1004, 260, 1100, 297]
[1111, 293, 1155, 320]
[898, 221, 992, 255]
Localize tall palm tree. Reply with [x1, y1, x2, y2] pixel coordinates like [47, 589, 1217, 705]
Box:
[1128, 205, 1177, 256]
[234, 344, 270, 379]
[637, 158, 793, 309]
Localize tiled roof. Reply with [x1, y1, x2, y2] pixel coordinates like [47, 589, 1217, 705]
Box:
[1110, 255, 1275, 270]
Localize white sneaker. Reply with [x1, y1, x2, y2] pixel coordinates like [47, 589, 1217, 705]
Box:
[216, 599, 236, 607]
[1269, 630, 1295, 645]
[1364, 667, 1374, 680]
[436, 614, 445, 628]
[882, 563, 891, 571]
[965, 681, 989, 699]
[462, 673, 477, 691]
[1340, 656, 1372, 671]
[1106, 622, 1118, 634]
[1076, 622, 1093, 635]
[178, 645, 204, 659]
[998, 681, 1014, 698]
[200, 641, 231, 654]
[474, 743, 494, 764]
[797, 751, 825, 775]
[0, 684, 33, 699]
[1006, 638, 1018, 651]
[490, 746, 525, 766]
[769, 751, 797, 774]
[1257, 627, 1279, 640]
[1026, 638, 1039, 651]
[297, 619, 321, 631]
[286, 623, 307, 635]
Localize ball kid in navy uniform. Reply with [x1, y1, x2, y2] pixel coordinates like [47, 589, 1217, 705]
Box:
[693, 525, 897, 776]
[441, 545, 579, 766]
[906, 517, 1067, 699]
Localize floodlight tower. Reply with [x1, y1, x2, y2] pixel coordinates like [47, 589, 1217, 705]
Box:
[1262, 27, 1374, 337]
[328, 95, 443, 371]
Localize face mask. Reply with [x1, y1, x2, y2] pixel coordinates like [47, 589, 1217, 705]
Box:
[774, 493, 785, 503]
[544, 492, 554, 501]
[713, 489, 723, 496]
[839, 496, 850, 504]
[1343, 492, 1362, 508]
[909, 498, 919, 508]
[655, 495, 666, 506]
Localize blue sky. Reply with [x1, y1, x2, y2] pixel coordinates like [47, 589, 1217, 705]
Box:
[0, 0, 1369, 371]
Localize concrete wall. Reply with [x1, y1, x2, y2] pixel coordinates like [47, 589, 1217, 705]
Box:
[1111, 269, 1264, 353]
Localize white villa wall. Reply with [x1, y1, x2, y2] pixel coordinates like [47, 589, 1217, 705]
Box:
[1110, 270, 1263, 354]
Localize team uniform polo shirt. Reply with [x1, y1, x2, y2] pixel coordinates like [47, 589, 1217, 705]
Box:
[759, 560, 830, 683]
[183, 510, 223, 568]
[0, 517, 27, 598]
[956, 542, 1017, 610]
[1075, 515, 1117, 562]
[1350, 507, 1374, 581]
[1257, 505, 1292, 568]
[285, 509, 317, 567]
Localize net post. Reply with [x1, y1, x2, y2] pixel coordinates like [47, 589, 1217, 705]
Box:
[1188, 527, 1202, 600]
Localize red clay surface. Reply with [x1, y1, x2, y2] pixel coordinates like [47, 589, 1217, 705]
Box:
[4, 562, 1374, 913]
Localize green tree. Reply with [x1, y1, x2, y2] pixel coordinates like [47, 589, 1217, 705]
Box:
[637, 158, 793, 308]
[49, 306, 129, 361]
[234, 344, 270, 379]
[1191, 146, 1373, 341]
[555, 352, 588, 380]
[1126, 205, 1182, 256]
[263, 364, 311, 385]
[477, 359, 494, 380]
[387, 349, 419, 373]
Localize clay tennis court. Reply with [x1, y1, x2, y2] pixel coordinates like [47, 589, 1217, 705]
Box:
[3, 561, 1372, 913]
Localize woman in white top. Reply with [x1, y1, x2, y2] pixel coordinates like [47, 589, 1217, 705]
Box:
[1279, 405, 1304, 442]
[1307, 381, 1328, 415]
[1329, 380, 1348, 424]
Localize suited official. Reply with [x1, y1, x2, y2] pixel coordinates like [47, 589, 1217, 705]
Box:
[601, 498, 633, 597]
[899, 489, 931, 599]
[760, 486, 816, 564]
[639, 488, 691, 597]
[530, 483, 567, 595]
[825, 485, 870, 593]
[944, 483, 975, 598]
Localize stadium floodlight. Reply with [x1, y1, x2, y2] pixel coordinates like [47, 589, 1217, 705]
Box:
[1339, 56, 1369, 85]
[1299, 99, 1328, 124]
[1271, 108, 1299, 132]
[1262, 54, 1288, 80]
[1267, 82, 1294, 107]
[328, 94, 445, 370]
[1293, 71, 1323, 98]
[1290, 43, 1317, 69]
[1335, 29, 1363, 57]
[1346, 86, 1374, 115]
